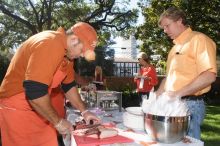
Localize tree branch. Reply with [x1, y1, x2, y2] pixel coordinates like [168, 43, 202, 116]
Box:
[27, 0, 40, 25]
[85, 0, 134, 31]
[0, 4, 37, 34]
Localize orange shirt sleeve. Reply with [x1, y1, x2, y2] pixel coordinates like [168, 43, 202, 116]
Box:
[25, 39, 64, 85]
[194, 34, 217, 74]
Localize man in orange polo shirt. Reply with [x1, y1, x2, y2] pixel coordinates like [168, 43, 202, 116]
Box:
[156, 7, 217, 139]
[0, 22, 100, 146]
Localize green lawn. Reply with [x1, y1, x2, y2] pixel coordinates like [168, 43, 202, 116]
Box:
[201, 105, 220, 146]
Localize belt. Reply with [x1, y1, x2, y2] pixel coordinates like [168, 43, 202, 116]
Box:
[181, 94, 205, 101]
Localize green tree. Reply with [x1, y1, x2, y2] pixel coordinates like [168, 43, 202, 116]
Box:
[136, 0, 220, 62]
[0, 52, 10, 84]
[0, 0, 138, 49]
[0, 0, 138, 77]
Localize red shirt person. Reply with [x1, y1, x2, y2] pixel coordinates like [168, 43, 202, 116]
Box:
[0, 22, 100, 146]
[134, 52, 158, 105]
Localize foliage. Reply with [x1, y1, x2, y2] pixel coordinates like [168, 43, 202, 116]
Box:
[0, 0, 138, 48]
[155, 59, 166, 75]
[0, 0, 138, 76]
[74, 46, 115, 77]
[0, 52, 10, 84]
[136, 0, 220, 62]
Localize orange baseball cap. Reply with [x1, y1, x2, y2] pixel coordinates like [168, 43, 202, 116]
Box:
[71, 22, 98, 53]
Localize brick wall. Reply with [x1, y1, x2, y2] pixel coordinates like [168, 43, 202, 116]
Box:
[106, 76, 136, 91]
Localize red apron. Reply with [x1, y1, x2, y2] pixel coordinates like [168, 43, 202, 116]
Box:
[0, 68, 67, 146]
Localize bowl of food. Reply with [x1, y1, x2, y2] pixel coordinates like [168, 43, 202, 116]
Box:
[144, 113, 190, 143]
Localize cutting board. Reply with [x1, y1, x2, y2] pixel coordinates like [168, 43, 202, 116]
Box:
[73, 134, 133, 146]
[72, 123, 133, 146]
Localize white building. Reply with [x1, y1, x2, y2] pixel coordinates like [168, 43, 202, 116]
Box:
[110, 35, 142, 77]
[112, 34, 139, 60]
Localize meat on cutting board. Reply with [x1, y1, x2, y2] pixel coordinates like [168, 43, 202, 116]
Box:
[84, 126, 118, 139]
[73, 120, 118, 139]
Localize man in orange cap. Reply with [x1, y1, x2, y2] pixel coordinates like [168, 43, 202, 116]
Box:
[0, 22, 100, 146]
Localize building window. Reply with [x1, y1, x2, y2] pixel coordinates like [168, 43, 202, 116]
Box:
[113, 62, 139, 77]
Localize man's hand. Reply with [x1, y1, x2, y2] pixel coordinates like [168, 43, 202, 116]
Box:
[65, 87, 101, 125]
[81, 110, 101, 124]
[155, 90, 163, 98]
[144, 76, 150, 80]
[54, 119, 73, 135]
[155, 78, 166, 97]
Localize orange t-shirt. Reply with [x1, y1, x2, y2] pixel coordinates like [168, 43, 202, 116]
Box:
[165, 28, 217, 95]
[0, 27, 74, 98]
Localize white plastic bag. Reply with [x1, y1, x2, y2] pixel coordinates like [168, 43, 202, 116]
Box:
[142, 92, 189, 116]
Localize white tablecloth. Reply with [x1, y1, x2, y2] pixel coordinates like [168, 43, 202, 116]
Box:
[64, 107, 204, 146]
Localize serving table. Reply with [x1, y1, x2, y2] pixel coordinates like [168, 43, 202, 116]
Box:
[64, 107, 204, 146]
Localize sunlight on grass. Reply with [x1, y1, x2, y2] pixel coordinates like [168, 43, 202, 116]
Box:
[201, 105, 220, 146]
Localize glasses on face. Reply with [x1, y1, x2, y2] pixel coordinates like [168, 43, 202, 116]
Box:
[160, 21, 175, 30]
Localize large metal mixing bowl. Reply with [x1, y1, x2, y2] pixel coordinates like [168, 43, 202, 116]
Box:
[144, 113, 190, 144]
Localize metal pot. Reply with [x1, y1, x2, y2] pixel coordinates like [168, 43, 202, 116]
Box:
[144, 113, 190, 143]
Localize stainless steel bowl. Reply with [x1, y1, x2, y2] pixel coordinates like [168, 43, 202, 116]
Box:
[144, 113, 190, 144]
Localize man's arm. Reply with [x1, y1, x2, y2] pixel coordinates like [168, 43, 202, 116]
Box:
[23, 80, 61, 125]
[155, 77, 166, 96]
[28, 94, 60, 125]
[64, 86, 86, 112]
[65, 86, 101, 124]
[28, 95, 73, 134]
[167, 71, 216, 98]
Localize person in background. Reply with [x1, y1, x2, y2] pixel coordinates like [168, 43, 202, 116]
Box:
[156, 7, 217, 139]
[0, 22, 100, 146]
[92, 65, 107, 90]
[134, 52, 158, 105]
